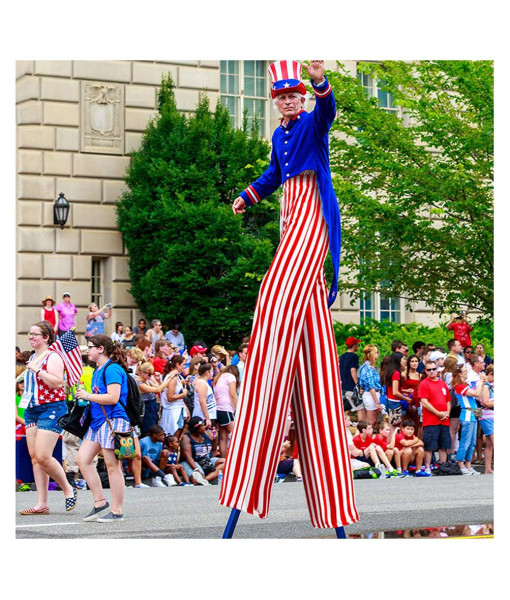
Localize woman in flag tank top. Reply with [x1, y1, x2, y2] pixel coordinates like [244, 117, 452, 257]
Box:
[220, 60, 359, 529]
[19, 321, 78, 515]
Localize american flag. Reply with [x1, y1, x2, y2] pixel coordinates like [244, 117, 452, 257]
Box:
[49, 329, 83, 387]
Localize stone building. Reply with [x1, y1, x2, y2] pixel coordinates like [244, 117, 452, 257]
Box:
[16, 59, 438, 350]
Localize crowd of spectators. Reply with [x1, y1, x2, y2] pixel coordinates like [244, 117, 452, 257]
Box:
[16, 304, 494, 495]
[339, 312, 494, 478]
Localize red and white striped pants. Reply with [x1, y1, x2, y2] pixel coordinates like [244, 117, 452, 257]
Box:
[219, 171, 359, 528]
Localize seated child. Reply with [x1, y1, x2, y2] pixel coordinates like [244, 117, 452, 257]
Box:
[395, 420, 429, 477]
[140, 424, 176, 487]
[373, 420, 402, 472]
[164, 435, 192, 486]
[275, 440, 302, 482]
[352, 420, 401, 477]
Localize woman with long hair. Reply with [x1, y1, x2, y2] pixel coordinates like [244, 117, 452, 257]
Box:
[121, 325, 135, 349]
[76, 336, 131, 520]
[442, 355, 461, 456]
[383, 352, 412, 433]
[110, 321, 125, 344]
[402, 354, 422, 436]
[450, 365, 486, 475]
[160, 355, 190, 436]
[358, 345, 382, 427]
[479, 365, 494, 474]
[136, 361, 174, 436]
[213, 365, 240, 458]
[19, 321, 77, 515]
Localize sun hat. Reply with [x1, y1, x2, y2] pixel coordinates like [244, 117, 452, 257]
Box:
[41, 295, 56, 306]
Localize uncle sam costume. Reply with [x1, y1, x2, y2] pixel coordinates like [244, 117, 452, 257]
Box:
[219, 61, 359, 529]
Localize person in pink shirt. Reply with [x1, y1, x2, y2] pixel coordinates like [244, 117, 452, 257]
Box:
[54, 292, 77, 337]
[213, 365, 240, 458]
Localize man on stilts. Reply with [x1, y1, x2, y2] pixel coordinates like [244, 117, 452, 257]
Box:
[219, 60, 359, 536]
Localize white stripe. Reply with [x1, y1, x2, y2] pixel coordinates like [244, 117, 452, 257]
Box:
[16, 522, 79, 528]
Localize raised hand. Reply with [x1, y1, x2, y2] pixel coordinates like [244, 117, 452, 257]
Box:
[303, 60, 325, 84]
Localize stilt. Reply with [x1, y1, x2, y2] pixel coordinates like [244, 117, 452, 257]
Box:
[335, 526, 346, 539]
[222, 508, 241, 539]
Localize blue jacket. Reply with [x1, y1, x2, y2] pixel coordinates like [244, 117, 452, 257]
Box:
[239, 77, 341, 307]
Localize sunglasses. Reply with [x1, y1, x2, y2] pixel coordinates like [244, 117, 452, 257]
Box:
[426, 368, 437, 372]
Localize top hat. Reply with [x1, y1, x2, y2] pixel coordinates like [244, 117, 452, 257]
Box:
[268, 60, 307, 99]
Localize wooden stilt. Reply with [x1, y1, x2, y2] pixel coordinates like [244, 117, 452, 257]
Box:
[222, 508, 241, 539]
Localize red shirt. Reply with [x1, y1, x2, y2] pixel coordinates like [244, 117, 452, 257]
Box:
[447, 321, 472, 347]
[386, 370, 402, 400]
[151, 356, 167, 374]
[373, 434, 388, 451]
[418, 377, 450, 427]
[395, 432, 417, 451]
[352, 434, 374, 452]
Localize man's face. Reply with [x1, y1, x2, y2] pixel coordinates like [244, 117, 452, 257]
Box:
[276, 92, 305, 121]
[426, 364, 439, 380]
[473, 358, 485, 373]
[453, 341, 462, 355]
[239, 348, 248, 362]
[138, 320, 146, 329]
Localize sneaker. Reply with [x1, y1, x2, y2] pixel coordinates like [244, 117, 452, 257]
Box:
[75, 479, 88, 490]
[83, 501, 110, 522]
[468, 467, 481, 475]
[295, 476, 303, 482]
[461, 467, 473, 475]
[424, 468, 432, 476]
[151, 476, 166, 487]
[389, 469, 406, 478]
[414, 468, 432, 477]
[96, 511, 124, 522]
[178, 482, 187, 486]
[164, 474, 177, 487]
[191, 470, 210, 486]
[134, 482, 150, 488]
[401, 470, 412, 477]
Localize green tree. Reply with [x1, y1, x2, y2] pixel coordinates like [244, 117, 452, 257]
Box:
[328, 60, 493, 317]
[116, 75, 279, 345]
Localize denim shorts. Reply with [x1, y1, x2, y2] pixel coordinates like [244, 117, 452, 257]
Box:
[479, 418, 494, 437]
[180, 457, 220, 477]
[24, 401, 68, 434]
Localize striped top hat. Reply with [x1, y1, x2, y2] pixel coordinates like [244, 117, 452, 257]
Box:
[268, 60, 307, 99]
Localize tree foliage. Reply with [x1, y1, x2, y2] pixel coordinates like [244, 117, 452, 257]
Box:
[116, 75, 279, 345]
[328, 60, 493, 317]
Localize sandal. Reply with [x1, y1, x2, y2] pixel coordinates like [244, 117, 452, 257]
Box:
[19, 506, 49, 515]
[65, 487, 78, 512]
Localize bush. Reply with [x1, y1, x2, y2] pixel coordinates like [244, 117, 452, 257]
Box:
[334, 318, 493, 364]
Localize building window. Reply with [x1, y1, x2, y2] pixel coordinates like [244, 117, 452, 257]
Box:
[360, 291, 402, 323]
[220, 60, 268, 136]
[358, 69, 398, 115]
[91, 258, 103, 306]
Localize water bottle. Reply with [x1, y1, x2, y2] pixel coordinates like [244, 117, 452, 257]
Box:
[76, 383, 88, 407]
[218, 472, 223, 488]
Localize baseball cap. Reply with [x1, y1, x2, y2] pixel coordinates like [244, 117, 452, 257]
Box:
[430, 351, 447, 362]
[190, 345, 208, 357]
[345, 336, 361, 347]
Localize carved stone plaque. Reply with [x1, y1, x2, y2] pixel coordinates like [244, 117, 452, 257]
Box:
[81, 82, 124, 154]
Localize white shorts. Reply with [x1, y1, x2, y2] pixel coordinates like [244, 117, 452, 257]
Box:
[362, 390, 380, 411]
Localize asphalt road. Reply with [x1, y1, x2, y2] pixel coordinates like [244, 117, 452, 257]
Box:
[15, 474, 494, 539]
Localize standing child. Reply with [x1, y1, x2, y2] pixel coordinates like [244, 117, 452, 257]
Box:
[164, 435, 192, 486]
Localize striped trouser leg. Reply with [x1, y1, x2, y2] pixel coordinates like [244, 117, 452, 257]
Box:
[219, 171, 359, 527]
[291, 273, 359, 528]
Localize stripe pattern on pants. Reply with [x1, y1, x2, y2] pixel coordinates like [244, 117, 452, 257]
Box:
[219, 171, 359, 528]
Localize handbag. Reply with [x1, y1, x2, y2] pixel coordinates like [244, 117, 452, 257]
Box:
[196, 453, 215, 475]
[101, 406, 136, 461]
[58, 401, 91, 439]
[351, 384, 363, 407]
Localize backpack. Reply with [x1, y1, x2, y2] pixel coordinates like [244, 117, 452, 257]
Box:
[102, 363, 145, 428]
[436, 460, 462, 476]
[449, 386, 459, 410]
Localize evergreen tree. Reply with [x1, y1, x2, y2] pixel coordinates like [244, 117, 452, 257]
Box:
[116, 75, 279, 345]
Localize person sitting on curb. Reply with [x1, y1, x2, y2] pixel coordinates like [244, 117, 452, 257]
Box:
[139, 424, 177, 487]
[373, 420, 402, 473]
[352, 420, 402, 478]
[163, 435, 192, 486]
[179, 417, 225, 486]
[275, 440, 303, 482]
[395, 420, 429, 477]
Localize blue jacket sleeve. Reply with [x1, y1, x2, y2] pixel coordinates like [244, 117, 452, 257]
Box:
[311, 77, 336, 135]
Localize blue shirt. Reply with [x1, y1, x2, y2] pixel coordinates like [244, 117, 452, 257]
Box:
[358, 361, 382, 392]
[139, 437, 162, 463]
[89, 360, 129, 430]
[239, 77, 341, 307]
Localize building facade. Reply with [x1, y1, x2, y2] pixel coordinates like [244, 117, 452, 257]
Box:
[15, 59, 439, 350]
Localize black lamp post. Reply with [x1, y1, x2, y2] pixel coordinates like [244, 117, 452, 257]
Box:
[53, 193, 70, 229]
